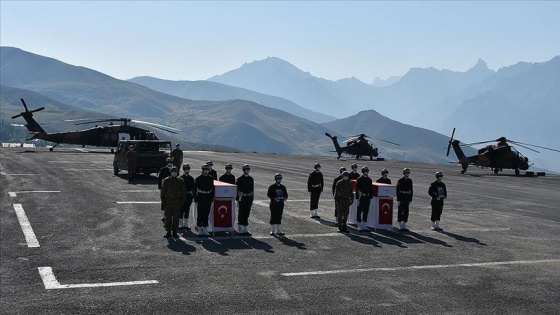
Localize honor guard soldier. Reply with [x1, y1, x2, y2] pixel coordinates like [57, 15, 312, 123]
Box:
[206, 161, 218, 180]
[236, 164, 254, 236]
[307, 163, 324, 219]
[125, 145, 137, 183]
[428, 171, 447, 231]
[334, 171, 354, 233]
[180, 164, 195, 230]
[349, 163, 360, 180]
[161, 166, 187, 238]
[170, 144, 183, 169]
[158, 157, 174, 222]
[218, 164, 236, 184]
[194, 164, 215, 237]
[267, 173, 288, 236]
[376, 169, 392, 184]
[396, 168, 414, 231]
[332, 167, 347, 220]
[356, 166, 373, 232]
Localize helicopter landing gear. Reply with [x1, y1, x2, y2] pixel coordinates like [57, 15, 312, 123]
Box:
[49, 147, 53, 151]
[461, 169, 466, 174]
[369, 155, 374, 161]
[493, 168, 499, 174]
[113, 162, 119, 176]
[515, 169, 520, 176]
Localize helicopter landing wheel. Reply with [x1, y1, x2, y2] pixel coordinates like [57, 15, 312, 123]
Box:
[515, 169, 520, 176]
[461, 170, 466, 174]
[493, 168, 499, 174]
[49, 148, 53, 152]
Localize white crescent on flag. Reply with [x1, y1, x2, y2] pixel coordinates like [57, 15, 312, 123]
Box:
[218, 205, 228, 218]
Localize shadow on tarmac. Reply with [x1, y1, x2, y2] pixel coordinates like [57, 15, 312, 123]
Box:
[193, 237, 275, 256]
[440, 231, 487, 245]
[275, 235, 307, 250]
[167, 238, 197, 255]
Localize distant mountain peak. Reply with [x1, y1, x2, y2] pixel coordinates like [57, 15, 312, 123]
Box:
[468, 58, 490, 71]
[210, 56, 311, 81]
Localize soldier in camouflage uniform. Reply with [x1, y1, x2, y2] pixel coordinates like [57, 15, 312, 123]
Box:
[161, 166, 187, 238]
[170, 144, 183, 170]
[334, 171, 354, 233]
[125, 145, 138, 183]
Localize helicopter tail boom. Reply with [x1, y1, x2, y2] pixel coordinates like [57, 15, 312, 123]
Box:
[12, 99, 47, 136]
[325, 132, 343, 158]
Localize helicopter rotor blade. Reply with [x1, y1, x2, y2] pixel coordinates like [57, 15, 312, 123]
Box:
[139, 124, 179, 134]
[131, 119, 181, 132]
[374, 138, 400, 146]
[512, 143, 540, 153]
[447, 128, 456, 156]
[509, 140, 560, 153]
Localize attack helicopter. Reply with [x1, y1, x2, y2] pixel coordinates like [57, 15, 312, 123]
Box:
[446, 128, 560, 175]
[325, 132, 399, 160]
[11, 98, 180, 151]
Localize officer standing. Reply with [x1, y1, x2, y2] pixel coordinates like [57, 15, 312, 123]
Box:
[349, 163, 360, 180]
[335, 171, 354, 233]
[180, 164, 195, 231]
[307, 163, 324, 219]
[218, 164, 236, 184]
[125, 145, 137, 183]
[267, 173, 288, 236]
[428, 171, 447, 231]
[170, 144, 183, 170]
[356, 166, 373, 232]
[396, 168, 413, 231]
[376, 169, 392, 184]
[161, 166, 187, 238]
[206, 161, 218, 180]
[158, 157, 174, 222]
[236, 164, 254, 236]
[332, 167, 347, 220]
[194, 164, 215, 237]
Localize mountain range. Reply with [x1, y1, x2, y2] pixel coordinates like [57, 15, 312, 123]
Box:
[1, 46, 557, 171]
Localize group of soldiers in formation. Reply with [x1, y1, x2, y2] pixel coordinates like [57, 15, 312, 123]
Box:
[129, 144, 448, 239]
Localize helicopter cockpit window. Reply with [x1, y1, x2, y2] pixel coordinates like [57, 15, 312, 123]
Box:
[158, 143, 171, 152]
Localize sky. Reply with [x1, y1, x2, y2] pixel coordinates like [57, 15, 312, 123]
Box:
[1, 1, 559, 83]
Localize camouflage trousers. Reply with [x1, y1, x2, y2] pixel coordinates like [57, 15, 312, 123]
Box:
[164, 203, 182, 232]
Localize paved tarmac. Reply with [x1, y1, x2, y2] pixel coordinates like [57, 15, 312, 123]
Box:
[1, 147, 559, 315]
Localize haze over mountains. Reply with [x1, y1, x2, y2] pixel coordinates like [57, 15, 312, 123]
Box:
[1, 46, 558, 171]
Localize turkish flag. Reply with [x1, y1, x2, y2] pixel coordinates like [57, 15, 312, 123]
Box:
[378, 198, 393, 225]
[213, 198, 233, 228]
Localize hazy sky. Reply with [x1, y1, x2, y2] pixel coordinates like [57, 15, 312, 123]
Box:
[1, 1, 559, 83]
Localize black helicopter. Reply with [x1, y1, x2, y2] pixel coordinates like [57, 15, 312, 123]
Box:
[446, 128, 560, 175]
[325, 132, 399, 160]
[11, 98, 180, 151]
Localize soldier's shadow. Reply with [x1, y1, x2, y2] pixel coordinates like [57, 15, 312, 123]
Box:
[275, 235, 307, 250]
[196, 236, 275, 256]
[317, 218, 338, 228]
[343, 231, 382, 248]
[166, 238, 197, 255]
[404, 231, 453, 247]
[441, 231, 487, 245]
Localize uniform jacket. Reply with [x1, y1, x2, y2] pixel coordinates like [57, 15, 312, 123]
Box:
[218, 173, 236, 185]
[307, 171, 324, 192]
[236, 175, 254, 200]
[356, 175, 373, 199]
[125, 150, 137, 168]
[170, 148, 183, 164]
[161, 176, 187, 206]
[335, 179, 354, 204]
[332, 175, 343, 196]
[194, 174, 215, 201]
[376, 177, 392, 184]
[396, 177, 413, 201]
[180, 174, 195, 196]
[267, 183, 288, 204]
[209, 169, 218, 181]
[428, 180, 447, 201]
[158, 165, 172, 189]
[348, 171, 360, 180]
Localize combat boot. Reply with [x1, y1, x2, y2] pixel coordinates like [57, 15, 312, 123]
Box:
[276, 224, 284, 236]
[164, 231, 171, 238]
[172, 230, 179, 238]
[270, 224, 276, 236]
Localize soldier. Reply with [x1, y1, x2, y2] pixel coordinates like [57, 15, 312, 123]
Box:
[180, 164, 195, 231]
[267, 173, 288, 236]
[335, 171, 354, 233]
[396, 168, 413, 231]
[170, 143, 183, 170]
[307, 163, 324, 219]
[376, 169, 392, 184]
[194, 164, 215, 237]
[125, 145, 137, 183]
[158, 157, 174, 222]
[348, 163, 360, 180]
[428, 171, 447, 231]
[160, 166, 187, 238]
[332, 167, 347, 220]
[218, 163, 236, 184]
[356, 166, 373, 232]
[236, 164, 254, 236]
[206, 160, 218, 180]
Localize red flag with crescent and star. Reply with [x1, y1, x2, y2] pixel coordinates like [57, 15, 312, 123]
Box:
[378, 198, 393, 225]
[213, 199, 232, 228]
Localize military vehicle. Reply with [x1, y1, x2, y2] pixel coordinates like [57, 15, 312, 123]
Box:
[113, 140, 172, 176]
